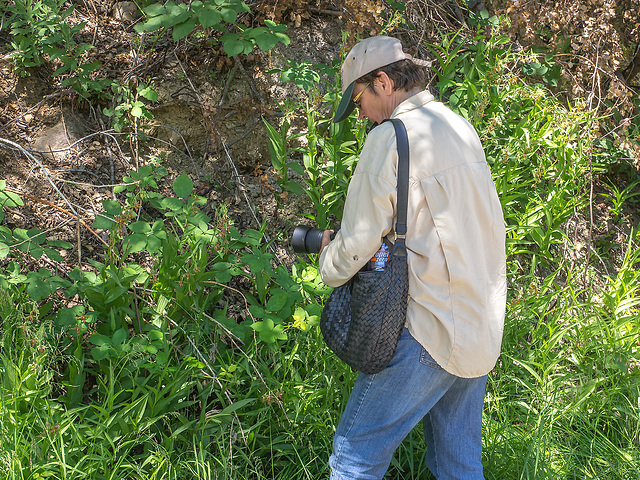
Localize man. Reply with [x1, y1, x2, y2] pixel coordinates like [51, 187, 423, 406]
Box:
[318, 36, 507, 480]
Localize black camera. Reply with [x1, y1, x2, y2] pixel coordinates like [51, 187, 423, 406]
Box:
[291, 225, 336, 254]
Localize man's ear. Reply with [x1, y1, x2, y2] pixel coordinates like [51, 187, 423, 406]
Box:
[376, 72, 395, 96]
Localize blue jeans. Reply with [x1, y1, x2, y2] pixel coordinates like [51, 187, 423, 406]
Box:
[329, 328, 488, 480]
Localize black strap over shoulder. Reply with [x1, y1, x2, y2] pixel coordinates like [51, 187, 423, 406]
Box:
[382, 118, 409, 256]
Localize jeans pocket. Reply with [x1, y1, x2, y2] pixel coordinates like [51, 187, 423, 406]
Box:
[419, 348, 444, 370]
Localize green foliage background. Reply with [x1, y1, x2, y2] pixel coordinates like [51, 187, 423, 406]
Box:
[0, 2, 639, 479]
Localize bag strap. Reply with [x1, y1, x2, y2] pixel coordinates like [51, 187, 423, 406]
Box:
[382, 118, 409, 256]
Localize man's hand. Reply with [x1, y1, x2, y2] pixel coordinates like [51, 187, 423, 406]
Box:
[319, 229, 334, 255]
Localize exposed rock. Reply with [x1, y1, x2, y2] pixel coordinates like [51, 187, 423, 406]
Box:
[112, 2, 139, 22]
[31, 111, 88, 162]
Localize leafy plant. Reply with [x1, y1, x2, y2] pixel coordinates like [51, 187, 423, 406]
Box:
[135, 0, 290, 55]
[264, 57, 368, 229]
[6, 0, 108, 96]
[600, 178, 640, 223]
[104, 82, 158, 133]
[6, 0, 80, 73]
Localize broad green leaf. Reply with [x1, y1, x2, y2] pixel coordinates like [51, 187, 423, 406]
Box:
[112, 328, 128, 345]
[173, 173, 194, 198]
[137, 85, 158, 101]
[242, 251, 273, 275]
[91, 345, 112, 361]
[137, 15, 168, 32]
[198, 6, 222, 28]
[129, 221, 152, 234]
[143, 3, 167, 15]
[249, 304, 265, 319]
[161, 197, 185, 211]
[251, 318, 287, 343]
[89, 334, 112, 346]
[55, 306, 85, 328]
[0, 189, 23, 207]
[264, 19, 288, 32]
[283, 179, 304, 195]
[102, 199, 122, 216]
[146, 234, 162, 253]
[266, 291, 288, 312]
[222, 37, 246, 56]
[220, 6, 238, 22]
[92, 213, 116, 230]
[105, 285, 128, 304]
[130, 104, 143, 117]
[172, 18, 197, 40]
[123, 233, 148, 254]
[44, 248, 64, 262]
[47, 239, 73, 249]
[26, 275, 51, 301]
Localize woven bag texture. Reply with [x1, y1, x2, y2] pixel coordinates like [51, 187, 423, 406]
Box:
[320, 249, 409, 374]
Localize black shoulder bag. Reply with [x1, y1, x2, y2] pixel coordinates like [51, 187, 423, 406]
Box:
[320, 118, 410, 375]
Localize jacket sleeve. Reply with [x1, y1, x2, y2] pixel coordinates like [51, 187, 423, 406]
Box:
[318, 125, 398, 287]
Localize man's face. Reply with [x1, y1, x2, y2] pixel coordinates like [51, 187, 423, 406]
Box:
[352, 81, 386, 125]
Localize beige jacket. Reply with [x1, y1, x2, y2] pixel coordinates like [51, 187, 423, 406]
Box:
[319, 91, 507, 378]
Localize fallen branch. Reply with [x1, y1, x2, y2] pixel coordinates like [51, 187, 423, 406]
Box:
[3, 185, 108, 247]
[0, 137, 81, 219]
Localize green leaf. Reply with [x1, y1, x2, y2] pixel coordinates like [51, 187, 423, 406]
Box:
[137, 84, 158, 101]
[105, 285, 128, 304]
[123, 233, 148, 254]
[0, 189, 24, 207]
[250, 318, 287, 343]
[92, 213, 116, 230]
[55, 306, 85, 328]
[26, 275, 52, 302]
[102, 199, 122, 216]
[242, 251, 273, 275]
[44, 248, 64, 262]
[90, 333, 112, 346]
[144, 3, 167, 16]
[146, 234, 163, 253]
[266, 291, 288, 312]
[161, 197, 185, 211]
[172, 18, 197, 40]
[221, 33, 253, 55]
[248, 28, 280, 51]
[47, 239, 73, 249]
[220, 397, 256, 415]
[137, 15, 168, 32]
[282, 179, 304, 195]
[197, 5, 222, 28]
[0, 243, 9, 259]
[220, 6, 238, 23]
[129, 221, 152, 234]
[173, 173, 194, 198]
[130, 104, 144, 117]
[91, 345, 112, 361]
[249, 304, 265, 319]
[26, 228, 45, 244]
[112, 327, 128, 345]
[264, 19, 288, 32]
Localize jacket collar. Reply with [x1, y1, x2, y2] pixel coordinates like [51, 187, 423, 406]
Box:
[391, 90, 435, 117]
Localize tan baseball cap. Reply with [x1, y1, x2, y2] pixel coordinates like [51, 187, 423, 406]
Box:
[333, 36, 430, 123]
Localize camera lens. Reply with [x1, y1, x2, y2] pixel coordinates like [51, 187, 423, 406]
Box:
[291, 225, 325, 254]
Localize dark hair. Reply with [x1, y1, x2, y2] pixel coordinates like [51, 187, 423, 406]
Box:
[357, 59, 427, 93]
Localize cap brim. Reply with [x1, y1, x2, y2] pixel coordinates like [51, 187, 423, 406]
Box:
[333, 82, 356, 123]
